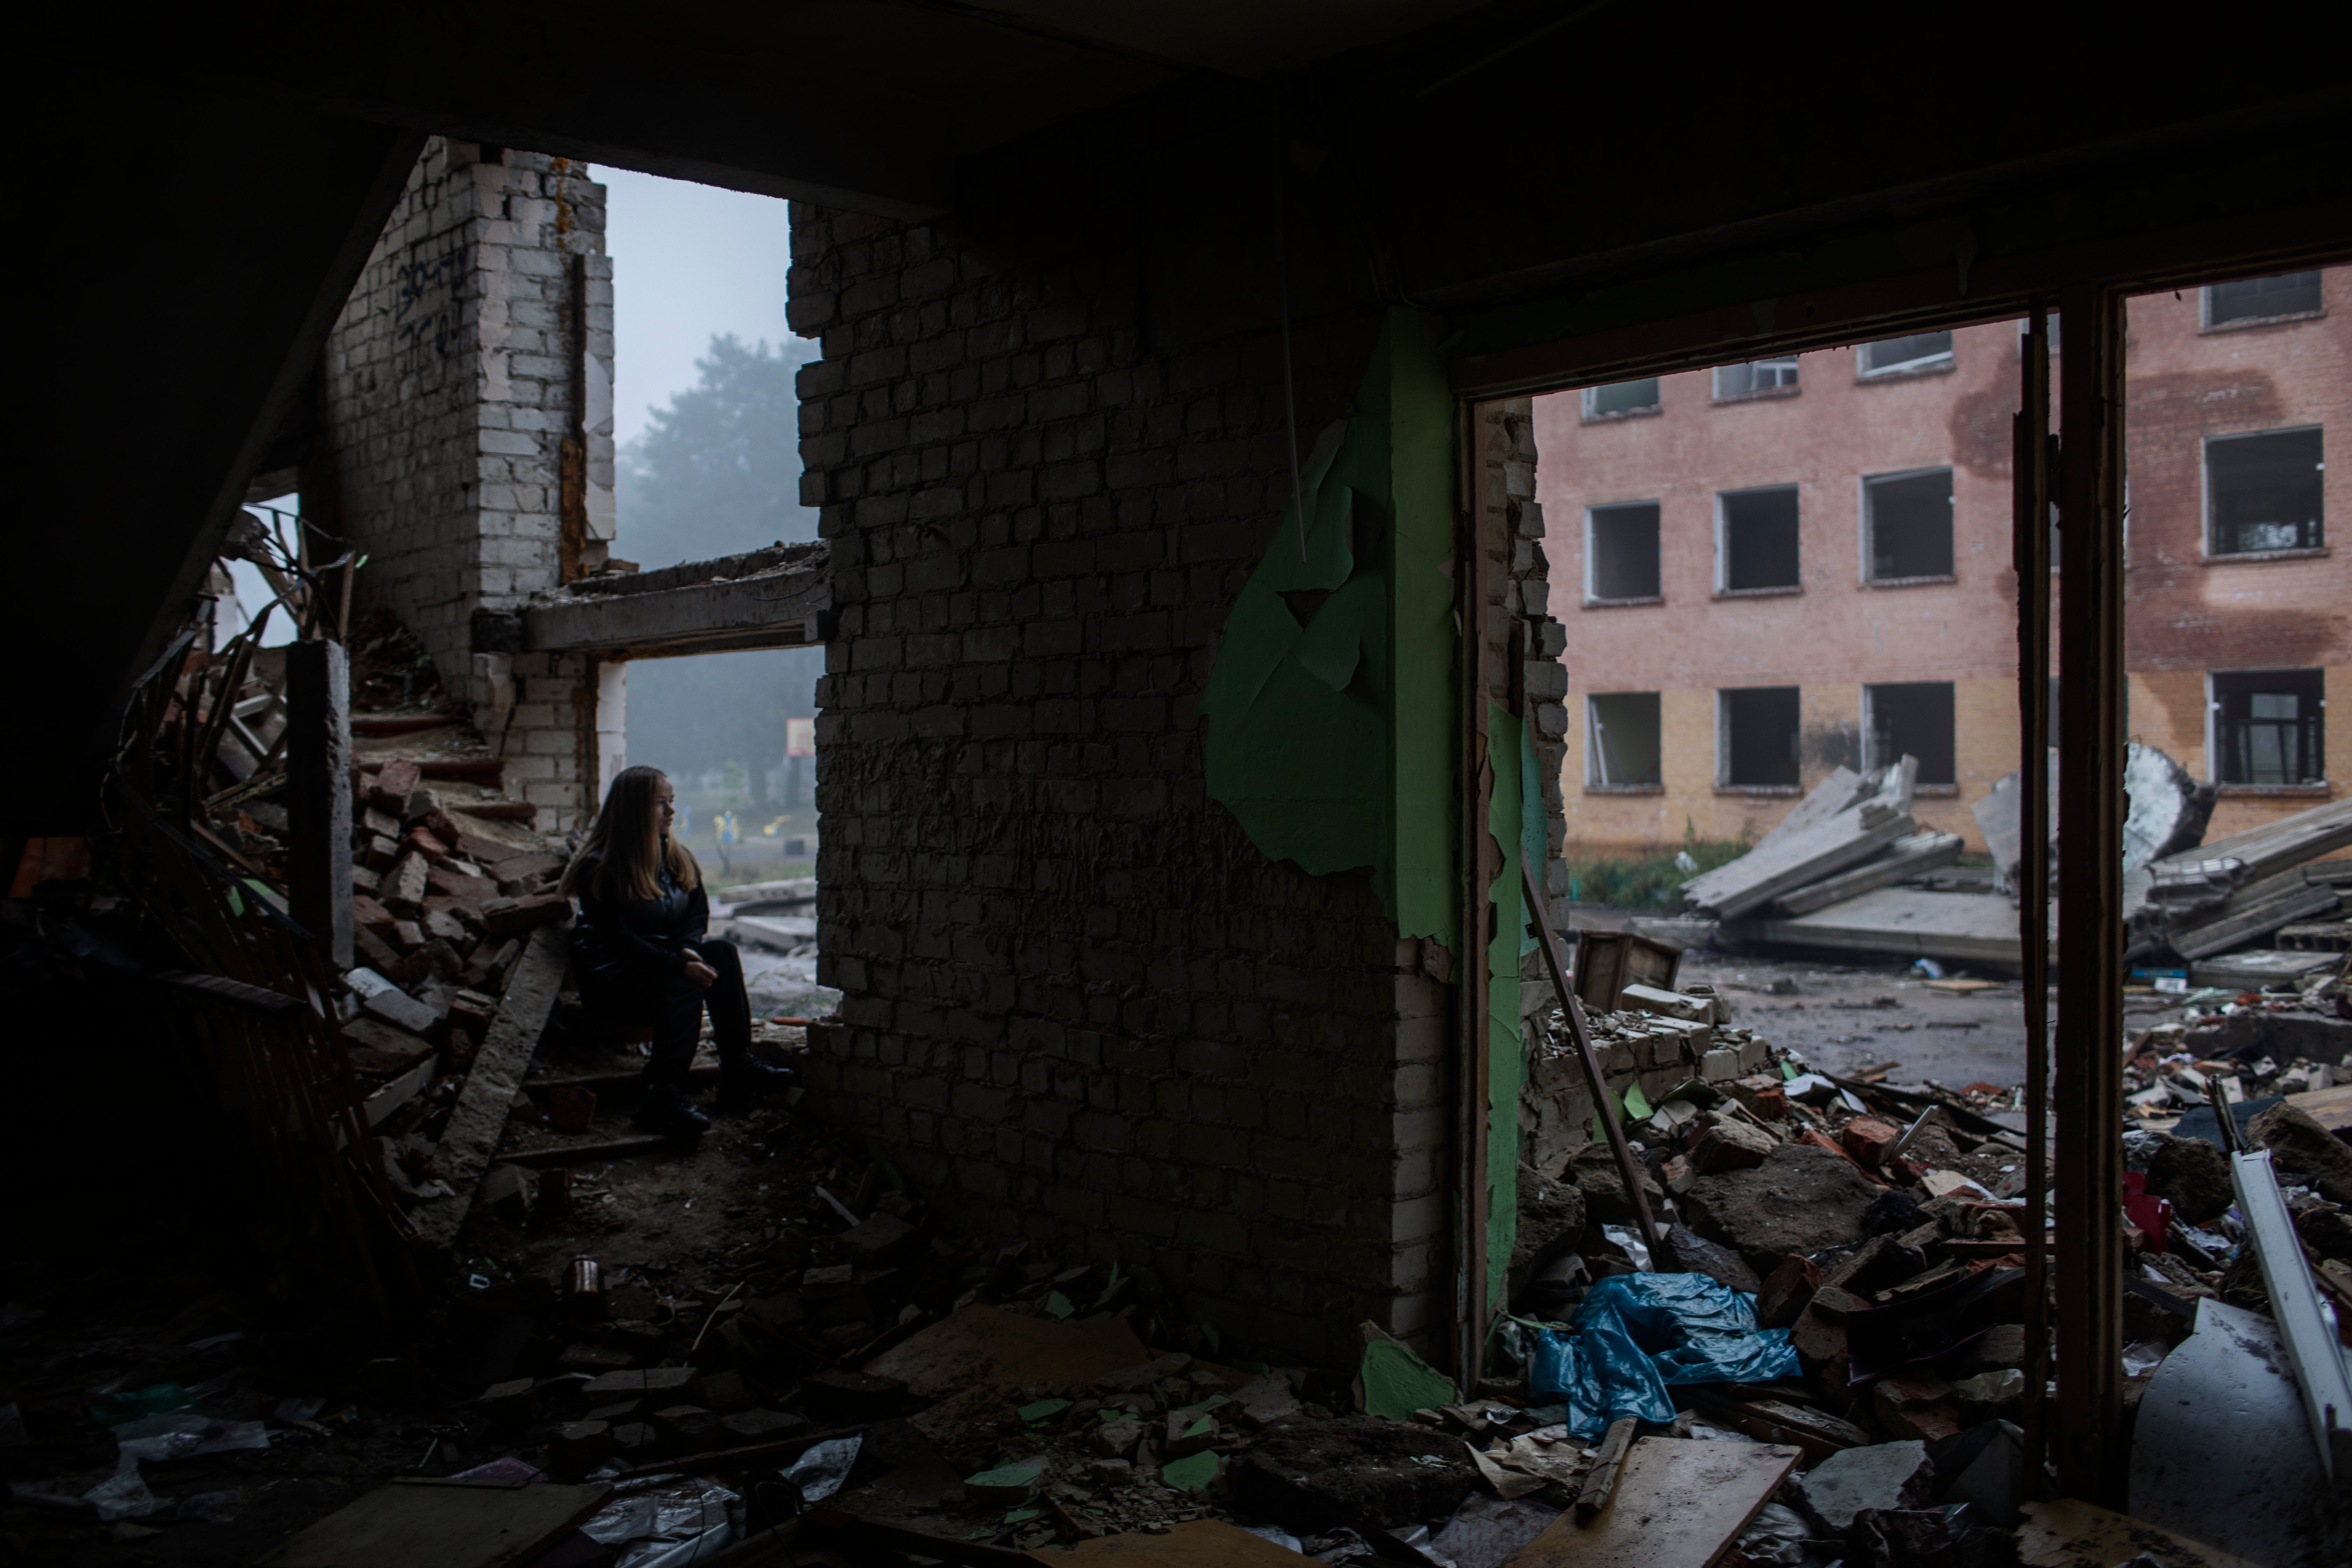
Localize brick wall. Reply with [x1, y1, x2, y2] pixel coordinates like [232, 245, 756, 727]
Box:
[320, 137, 619, 825]
[784, 99, 1482, 1360]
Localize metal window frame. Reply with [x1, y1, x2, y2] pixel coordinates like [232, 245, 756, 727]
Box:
[1581, 377, 1662, 418]
[1712, 356, 1801, 399]
[2208, 666, 2329, 786]
[1856, 333, 1955, 378]
[2202, 269, 2326, 329]
[2202, 423, 2327, 558]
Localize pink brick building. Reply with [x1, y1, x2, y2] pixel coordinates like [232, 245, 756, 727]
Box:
[1536, 268, 2350, 855]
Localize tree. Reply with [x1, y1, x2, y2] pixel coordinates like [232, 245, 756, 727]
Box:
[616, 334, 821, 567]
[615, 335, 825, 783]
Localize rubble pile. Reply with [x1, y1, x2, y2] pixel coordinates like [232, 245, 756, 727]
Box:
[1659, 746, 2352, 977]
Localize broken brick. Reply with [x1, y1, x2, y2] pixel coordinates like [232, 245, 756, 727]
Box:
[381, 853, 430, 916]
[1756, 1253, 1821, 1330]
[1840, 1117, 1903, 1167]
[483, 891, 569, 938]
[369, 760, 422, 813]
[427, 864, 500, 905]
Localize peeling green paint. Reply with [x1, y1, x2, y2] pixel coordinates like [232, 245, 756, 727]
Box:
[1202, 307, 1458, 947]
[1485, 705, 1527, 1308]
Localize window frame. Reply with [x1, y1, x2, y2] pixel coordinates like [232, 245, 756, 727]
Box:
[1862, 679, 1959, 790]
[2202, 424, 2326, 560]
[1716, 685, 1803, 793]
[1714, 483, 1804, 597]
[2202, 271, 2325, 332]
[1581, 378, 1664, 422]
[1585, 691, 1666, 792]
[1855, 332, 1955, 380]
[1858, 465, 1959, 587]
[1583, 499, 1665, 606]
[2206, 667, 2329, 791]
[1712, 356, 1802, 402]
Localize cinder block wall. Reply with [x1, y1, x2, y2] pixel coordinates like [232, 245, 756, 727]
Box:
[786, 98, 1466, 1360]
[319, 137, 618, 825]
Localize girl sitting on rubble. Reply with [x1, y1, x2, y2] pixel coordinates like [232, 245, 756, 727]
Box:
[560, 764, 795, 1138]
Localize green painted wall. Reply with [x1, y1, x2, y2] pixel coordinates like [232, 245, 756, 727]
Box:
[1202, 307, 1459, 950]
[1484, 705, 1528, 1308]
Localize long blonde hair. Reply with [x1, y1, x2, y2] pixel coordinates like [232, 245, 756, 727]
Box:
[560, 765, 702, 902]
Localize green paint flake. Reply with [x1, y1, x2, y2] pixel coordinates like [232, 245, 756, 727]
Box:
[1623, 1082, 1653, 1121]
[1199, 1323, 1220, 1352]
[965, 1459, 1045, 1499]
[1360, 1337, 1457, 1422]
[1004, 1508, 1042, 1524]
[1160, 1450, 1219, 1493]
[1181, 1413, 1213, 1440]
[1017, 1398, 1070, 1423]
[1202, 307, 1458, 944]
[1782, 1060, 1799, 1080]
[1045, 1291, 1074, 1320]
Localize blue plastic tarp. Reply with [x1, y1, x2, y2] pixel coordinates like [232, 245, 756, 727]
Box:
[1527, 1273, 1799, 1437]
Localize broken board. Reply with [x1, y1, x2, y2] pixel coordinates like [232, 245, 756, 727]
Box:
[1028, 1519, 1307, 1564]
[1500, 1437, 1799, 1568]
[2015, 1499, 2262, 1568]
[254, 1478, 611, 1568]
[1771, 829, 1964, 917]
[412, 920, 571, 1251]
[1724, 888, 2042, 968]
[2288, 1083, 2352, 1133]
[865, 1304, 1149, 1440]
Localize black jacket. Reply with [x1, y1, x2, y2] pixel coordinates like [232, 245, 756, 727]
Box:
[570, 851, 709, 993]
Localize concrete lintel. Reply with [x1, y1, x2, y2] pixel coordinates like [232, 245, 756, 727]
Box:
[522, 560, 830, 658]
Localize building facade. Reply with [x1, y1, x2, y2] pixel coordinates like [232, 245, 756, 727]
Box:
[1536, 268, 2348, 855]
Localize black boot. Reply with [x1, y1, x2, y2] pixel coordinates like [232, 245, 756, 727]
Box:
[634, 1080, 710, 1138]
[715, 1055, 798, 1113]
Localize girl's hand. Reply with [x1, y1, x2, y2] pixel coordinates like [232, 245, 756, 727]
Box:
[682, 951, 716, 988]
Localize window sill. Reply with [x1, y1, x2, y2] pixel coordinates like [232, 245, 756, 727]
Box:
[2215, 783, 2332, 798]
[1585, 783, 1664, 795]
[1581, 406, 1663, 424]
[2202, 310, 2325, 334]
[1714, 584, 1803, 600]
[1715, 784, 1801, 796]
[1857, 361, 1956, 384]
[1712, 386, 1801, 405]
[1583, 595, 1664, 609]
[1864, 573, 1958, 589]
[1912, 783, 1960, 797]
[2203, 545, 2329, 564]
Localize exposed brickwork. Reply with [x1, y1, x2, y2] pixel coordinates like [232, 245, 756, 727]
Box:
[785, 149, 1460, 1359]
[319, 137, 619, 825]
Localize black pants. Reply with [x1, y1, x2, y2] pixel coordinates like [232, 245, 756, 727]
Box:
[600, 937, 757, 1087]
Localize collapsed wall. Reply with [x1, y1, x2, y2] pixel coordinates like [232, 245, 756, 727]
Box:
[316, 136, 621, 827]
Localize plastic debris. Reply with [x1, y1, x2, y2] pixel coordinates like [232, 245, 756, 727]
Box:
[1528, 1274, 1799, 1438]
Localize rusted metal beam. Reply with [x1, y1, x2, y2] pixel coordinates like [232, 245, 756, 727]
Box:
[2053, 284, 2129, 1506]
[2013, 302, 2054, 1492]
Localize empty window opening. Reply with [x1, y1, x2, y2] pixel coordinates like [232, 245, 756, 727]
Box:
[1864, 468, 1955, 581]
[1714, 357, 1799, 399]
[2206, 271, 2323, 328]
[1719, 486, 1801, 591]
[1865, 681, 1957, 785]
[1586, 693, 1663, 788]
[1858, 331, 1953, 377]
[1587, 502, 1662, 601]
[1721, 686, 1800, 788]
[2207, 427, 2324, 555]
[1584, 378, 1661, 419]
[2213, 669, 2325, 786]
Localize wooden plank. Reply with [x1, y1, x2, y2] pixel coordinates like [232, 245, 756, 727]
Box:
[499, 1132, 674, 1167]
[1502, 1437, 1799, 1568]
[255, 1479, 611, 1568]
[2014, 1499, 2261, 1568]
[2288, 1083, 2352, 1133]
[411, 921, 569, 1251]
[1773, 830, 1964, 916]
[363, 1056, 437, 1127]
[1027, 1519, 1307, 1564]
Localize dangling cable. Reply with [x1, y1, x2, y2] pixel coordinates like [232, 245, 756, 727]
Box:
[1273, 81, 1307, 564]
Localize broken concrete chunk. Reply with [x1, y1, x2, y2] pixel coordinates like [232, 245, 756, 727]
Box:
[835, 1210, 918, 1265]
[1686, 1117, 1776, 1175]
[1094, 1352, 1192, 1394]
[1162, 1407, 1217, 1459]
[1791, 1440, 1935, 1533]
[2142, 1135, 2233, 1224]
[1871, 1373, 1961, 1441]
[2246, 1101, 2352, 1205]
[1658, 1224, 1761, 1294]
[1620, 983, 1713, 1022]
[1568, 1141, 1666, 1224]
[720, 1408, 808, 1442]
[547, 1418, 611, 1480]
[579, 1365, 701, 1403]
[1091, 1418, 1143, 1457]
[1680, 1141, 1884, 1270]
[1756, 1254, 1820, 1330]
[801, 1367, 908, 1421]
[1230, 1376, 1303, 1428]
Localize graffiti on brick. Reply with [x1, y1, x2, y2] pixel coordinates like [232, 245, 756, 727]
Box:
[394, 240, 472, 361]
